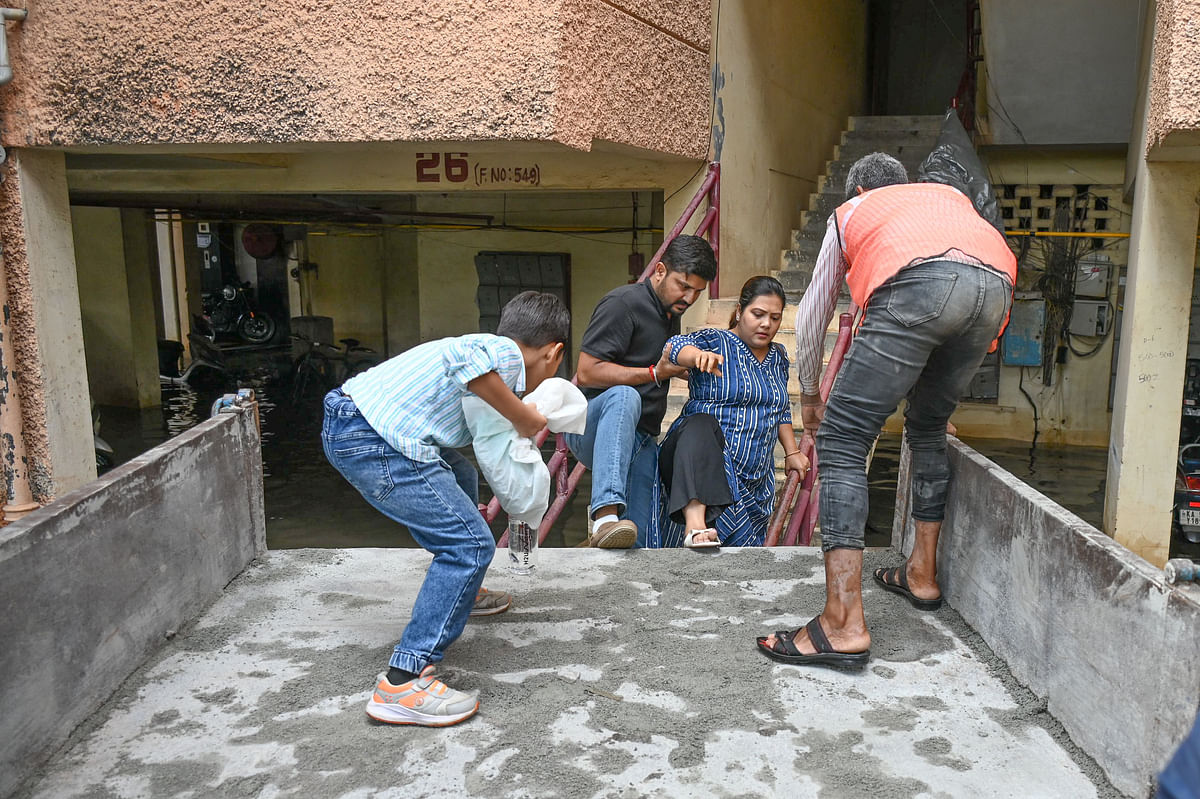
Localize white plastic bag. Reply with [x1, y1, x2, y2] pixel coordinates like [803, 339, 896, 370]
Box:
[462, 378, 588, 528]
[463, 396, 550, 526]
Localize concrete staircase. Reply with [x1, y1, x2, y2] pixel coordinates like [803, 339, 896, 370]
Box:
[774, 115, 944, 299]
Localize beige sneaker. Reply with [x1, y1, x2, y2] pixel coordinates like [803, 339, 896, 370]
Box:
[589, 519, 637, 548]
[366, 666, 479, 726]
[469, 587, 512, 617]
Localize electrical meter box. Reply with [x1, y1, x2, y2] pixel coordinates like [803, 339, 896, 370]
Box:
[1003, 297, 1045, 366]
[1069, 300, 1110, 337]
[1075, 254, 1112, 299]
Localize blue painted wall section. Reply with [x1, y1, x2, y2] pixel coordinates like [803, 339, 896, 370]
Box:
[1003, 297, 1045, 366]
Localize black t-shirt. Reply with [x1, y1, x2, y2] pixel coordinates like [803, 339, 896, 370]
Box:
[579, 280, 680, 436]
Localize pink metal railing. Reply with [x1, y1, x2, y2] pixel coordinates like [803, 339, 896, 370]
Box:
[492, 162, 722, 546]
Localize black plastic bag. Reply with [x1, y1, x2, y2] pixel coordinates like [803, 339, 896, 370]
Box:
[917, 108, 1004, 233]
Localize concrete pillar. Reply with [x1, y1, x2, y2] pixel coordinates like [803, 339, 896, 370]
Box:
[382, 226, 420, 358]
[1104, 160, 1200, 567]
[72, 207, 161, 409]
[0, 150, 95, 500]
[121, 209, 164, 407]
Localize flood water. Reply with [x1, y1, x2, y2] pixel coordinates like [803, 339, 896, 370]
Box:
[98, 375, 1197, 558]
[99, 371, 595, 549]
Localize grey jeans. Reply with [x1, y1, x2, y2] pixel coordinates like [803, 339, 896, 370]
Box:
[816, 260, 1012, 551]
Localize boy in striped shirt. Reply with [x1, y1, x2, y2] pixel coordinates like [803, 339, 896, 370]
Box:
[321, 291, 568, 726]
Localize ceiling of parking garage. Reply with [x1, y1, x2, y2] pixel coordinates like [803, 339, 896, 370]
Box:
[66, 187, 663, 233]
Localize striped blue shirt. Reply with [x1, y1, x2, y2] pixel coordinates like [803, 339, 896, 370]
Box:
[647, 328, 793, 547]
[343, 334, 525, 462]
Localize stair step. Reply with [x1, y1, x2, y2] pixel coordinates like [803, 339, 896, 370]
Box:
[777, 256, 814, 286]
[835, 140, 935, 164]
[841, 128, 942, 148]
[848, 115, 945, 133]
[703, 298, 739, 327]
[818, 156, 929, 193]
[772, 114, 945, 312]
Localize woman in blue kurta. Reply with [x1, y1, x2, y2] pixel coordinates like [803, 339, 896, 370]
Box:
[647, 276, 809, 548]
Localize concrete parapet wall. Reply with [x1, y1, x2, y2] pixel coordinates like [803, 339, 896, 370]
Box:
[893, 436, 1200, 797]
[0, 408, 265, 798]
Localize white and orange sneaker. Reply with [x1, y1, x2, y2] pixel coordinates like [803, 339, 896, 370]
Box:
[365, 666, 479, 727]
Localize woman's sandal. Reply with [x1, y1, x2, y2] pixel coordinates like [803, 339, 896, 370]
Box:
[872, 566, 944, 610]
[755, 617, 870, 670]
[683, 528, 721, 548]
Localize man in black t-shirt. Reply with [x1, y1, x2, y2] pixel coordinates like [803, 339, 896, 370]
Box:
[565, 235, 717, 547]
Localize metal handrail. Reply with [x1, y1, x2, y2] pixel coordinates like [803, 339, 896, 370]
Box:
[764, 308, 858, 546]
[493, 162, 721, 546]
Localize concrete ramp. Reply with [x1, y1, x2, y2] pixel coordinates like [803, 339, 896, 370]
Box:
[18, 549, 1113, 798]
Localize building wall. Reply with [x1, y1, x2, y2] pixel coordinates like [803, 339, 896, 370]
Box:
[268, 190, 659, 364]
[0, 1, 709, 159]
[714, 1, 869, 294]
[978, 0, 1140, 146]
[305, 233, 388, 354]
[882, 151, 1130, 445]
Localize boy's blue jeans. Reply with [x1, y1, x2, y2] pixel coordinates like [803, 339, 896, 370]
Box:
[321, 389, 494, 674]
[564, 385, 659, 545]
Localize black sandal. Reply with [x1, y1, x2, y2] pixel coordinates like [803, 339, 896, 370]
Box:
[873, 566, 944, 610]
[755, 617, 870, 670]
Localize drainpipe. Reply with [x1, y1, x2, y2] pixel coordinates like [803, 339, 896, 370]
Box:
[0, 240, 38, 520]
[0, 8, 26, 86]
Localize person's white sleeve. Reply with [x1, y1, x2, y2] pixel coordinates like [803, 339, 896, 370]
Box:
[794, 217, 849, 396]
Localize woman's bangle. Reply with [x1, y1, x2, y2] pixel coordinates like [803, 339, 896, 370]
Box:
[784, 449, 802, 458]
[648, 364, 659, 386]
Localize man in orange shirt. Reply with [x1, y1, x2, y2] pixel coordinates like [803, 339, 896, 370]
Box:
[758, 152, 1016, 669]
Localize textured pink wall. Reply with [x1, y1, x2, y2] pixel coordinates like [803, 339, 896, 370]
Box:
[554, 0, 710, 156]
[1146, 0, 1200, 152]
[0, 0, 710, 158]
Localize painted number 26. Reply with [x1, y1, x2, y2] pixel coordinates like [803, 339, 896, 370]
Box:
[416, 153, 469, 183]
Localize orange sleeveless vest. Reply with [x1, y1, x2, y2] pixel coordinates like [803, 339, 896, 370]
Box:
[834, 183, 1017, 309]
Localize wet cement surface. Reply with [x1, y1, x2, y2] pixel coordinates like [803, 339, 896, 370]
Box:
[18, 549, 1117, 798]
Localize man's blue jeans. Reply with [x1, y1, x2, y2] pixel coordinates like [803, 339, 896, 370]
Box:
[321, 389, 494, 674]
[816, 261, 1012, 551]
[564, 385, 659, 545]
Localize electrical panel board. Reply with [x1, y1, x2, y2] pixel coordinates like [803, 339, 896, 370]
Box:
[1069, 300, 1111, 337]
[1075, 254, 1112, 299]
[1002, 297, 1045, 367]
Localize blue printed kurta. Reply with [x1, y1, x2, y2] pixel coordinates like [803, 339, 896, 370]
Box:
[646, 328, 793, 547]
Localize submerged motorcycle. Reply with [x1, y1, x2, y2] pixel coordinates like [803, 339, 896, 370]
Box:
[195, 283, 276, 345]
